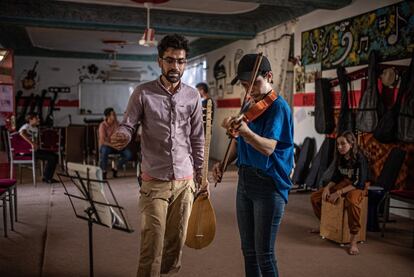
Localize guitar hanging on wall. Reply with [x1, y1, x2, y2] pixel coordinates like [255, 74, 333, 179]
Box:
[185, 99, 216, 249]
[21, 61, 39, 90]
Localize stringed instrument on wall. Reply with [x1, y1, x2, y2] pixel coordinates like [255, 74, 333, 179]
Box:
[185, 99, 216, 249]
[21, 61, 39, 90]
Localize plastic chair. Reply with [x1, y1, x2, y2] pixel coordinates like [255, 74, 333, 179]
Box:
[8, 132, 37, 186]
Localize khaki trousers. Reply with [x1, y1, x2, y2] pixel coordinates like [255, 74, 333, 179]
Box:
[310, 179, 366, 235]
[137, 179, 195, 277]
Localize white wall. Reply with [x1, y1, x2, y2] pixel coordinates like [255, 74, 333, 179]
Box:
[204, 39, 256, 160]
[14, 56, 158, 126]
[203, 22, 295, 160]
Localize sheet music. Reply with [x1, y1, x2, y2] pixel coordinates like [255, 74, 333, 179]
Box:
[67, 162, 126, 229]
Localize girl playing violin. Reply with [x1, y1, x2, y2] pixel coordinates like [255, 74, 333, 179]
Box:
[213, 54, 294, 277]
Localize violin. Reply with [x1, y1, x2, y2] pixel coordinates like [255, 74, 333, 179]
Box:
[226, 90, 277, 138]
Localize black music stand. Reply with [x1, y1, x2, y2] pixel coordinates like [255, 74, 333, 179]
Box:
[58, 164, 133, 277]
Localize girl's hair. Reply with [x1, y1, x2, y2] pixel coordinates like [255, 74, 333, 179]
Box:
[334, 130, 358, 166]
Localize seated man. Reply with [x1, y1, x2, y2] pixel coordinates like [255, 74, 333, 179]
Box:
[98, 107, 132, 179]
[19, 112, 59, 184]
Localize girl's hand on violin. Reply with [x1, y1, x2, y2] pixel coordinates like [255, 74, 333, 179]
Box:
[221, 116, 237, 129]
[237, 121, 250, 137]
[212, 162, 223, 182]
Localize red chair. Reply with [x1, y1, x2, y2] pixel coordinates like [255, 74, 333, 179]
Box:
[8, 132, 37, 186]
[40, 127, 62, 165]
[382, 189, 414, 248]
[0, 179, 17, 226]
[0, 188, 8, 237]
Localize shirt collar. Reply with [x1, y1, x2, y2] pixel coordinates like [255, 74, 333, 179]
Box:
[157, 76, 182, 95]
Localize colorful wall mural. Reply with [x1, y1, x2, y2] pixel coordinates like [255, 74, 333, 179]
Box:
[301, 1, 414, 70]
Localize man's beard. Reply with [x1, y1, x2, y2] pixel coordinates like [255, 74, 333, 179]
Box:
[163, 70, 182, 83]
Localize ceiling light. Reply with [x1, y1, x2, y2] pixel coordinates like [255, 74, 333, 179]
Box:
[138, 2, 158, 47]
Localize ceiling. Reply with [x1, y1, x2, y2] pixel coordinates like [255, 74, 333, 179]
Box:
[0, 0, 352, 61]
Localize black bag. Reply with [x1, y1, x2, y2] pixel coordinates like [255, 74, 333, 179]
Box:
[356, 50, 384, 133]
[373, 67, 409, 143]
[336, 67, 355, 134]
[356, 51, 382, 132]
[314, 78, 335, 134]
[305, 137, 336, 189]
[376, 148, 406, 192]
[398, 52, 414, 142]
[292, 137, 316, 185]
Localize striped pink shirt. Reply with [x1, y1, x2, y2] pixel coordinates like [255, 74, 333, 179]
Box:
[117, 78, 205, 181]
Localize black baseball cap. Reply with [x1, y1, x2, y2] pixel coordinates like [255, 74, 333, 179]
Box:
[231, 54, 272, 85]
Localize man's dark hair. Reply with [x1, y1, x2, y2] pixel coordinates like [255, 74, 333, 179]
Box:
[25, 112, 38, 122]
[157, 34, 190, 58]
[104, 107, 115, 117]
[196, 82, 209, 93]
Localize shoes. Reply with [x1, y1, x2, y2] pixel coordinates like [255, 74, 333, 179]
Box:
[43, 178, 59, 184]
[112, 169, 118, 178]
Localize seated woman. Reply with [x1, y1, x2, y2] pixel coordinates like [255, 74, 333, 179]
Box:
[310, 131, 368, 255]
[99, 107, 132, 179]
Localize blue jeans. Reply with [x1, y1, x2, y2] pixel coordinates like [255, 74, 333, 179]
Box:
[237, 165, 285, 277]
[99, 145, 132, 172]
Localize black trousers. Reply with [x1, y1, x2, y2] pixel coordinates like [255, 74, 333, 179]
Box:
[35, 149, 58, 180]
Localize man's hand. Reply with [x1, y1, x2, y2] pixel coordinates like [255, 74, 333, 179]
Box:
[198, 178, 210, 197]
[110, 132, 130, 150]
[212, 162, 223, 183]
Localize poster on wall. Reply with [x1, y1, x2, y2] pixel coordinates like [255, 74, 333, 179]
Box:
[301, 1, 414, 70]
[0, 85, 13, 112]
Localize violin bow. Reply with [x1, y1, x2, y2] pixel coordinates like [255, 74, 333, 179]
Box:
[215, 52, 263, 186]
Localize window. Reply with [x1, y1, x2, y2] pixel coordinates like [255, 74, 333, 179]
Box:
[182, 56, 207, 88]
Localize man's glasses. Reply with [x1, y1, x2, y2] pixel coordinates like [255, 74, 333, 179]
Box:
[161, 57, 187, 65]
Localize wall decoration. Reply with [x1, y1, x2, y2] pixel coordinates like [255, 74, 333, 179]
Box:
[21, 61, 39, 90]
[302, 1, 414, 69]
[0, 85, 13, 112]
[233, 49, 244, 77]
[213, 56, 227, 99]
[226, 83, 233, 95]
[294, 64, 305, 93]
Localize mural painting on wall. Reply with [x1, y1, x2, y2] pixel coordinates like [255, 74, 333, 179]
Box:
[213, 56, 226, 99]
[301, 1, 414, 70]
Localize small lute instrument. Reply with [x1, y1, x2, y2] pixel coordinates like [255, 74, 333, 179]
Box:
[185, 99, 216, 249]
